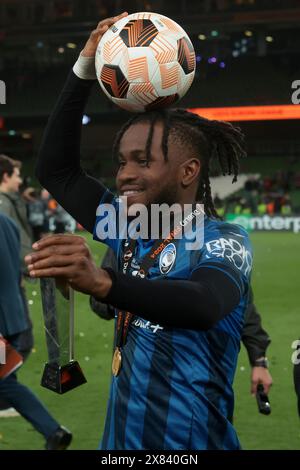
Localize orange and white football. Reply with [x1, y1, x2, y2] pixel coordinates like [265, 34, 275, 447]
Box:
[95, 12, 195, 112]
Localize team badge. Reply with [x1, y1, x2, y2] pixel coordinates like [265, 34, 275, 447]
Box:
[159, 243, 177, 274]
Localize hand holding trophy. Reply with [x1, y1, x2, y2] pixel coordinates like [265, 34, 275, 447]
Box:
[25, 234, 112, 394]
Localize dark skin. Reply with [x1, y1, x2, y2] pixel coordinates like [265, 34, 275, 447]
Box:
[25, 121, 201, 298]
[116, 121, 200, 207]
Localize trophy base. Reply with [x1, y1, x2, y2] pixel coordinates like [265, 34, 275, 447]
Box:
[41, 361, 87, 394]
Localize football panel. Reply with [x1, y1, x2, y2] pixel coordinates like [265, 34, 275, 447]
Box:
[118, 47, 159, 84]
[177, 36, 196, 75]
[119, 19, 159, 47]
[127, 82, 159, 108]
[177, 68, 195, 99]
[149, 31, 178, 64]
[98, 35, 127, 65]
[152, 13, 187, 35]
[113, 12, 186, 36]
[99, 64, 130, 99]
[95, 34, 126, 90]
[145, 94, 180, 111]
[97, 64, 118, 101]
[97, 80, 115, 102]
[129, 12, 154, 21]
[151, 61, 181, 97]
[111, 96, 146, 113]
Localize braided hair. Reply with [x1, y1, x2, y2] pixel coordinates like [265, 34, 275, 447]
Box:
[112, 109, 246, 218]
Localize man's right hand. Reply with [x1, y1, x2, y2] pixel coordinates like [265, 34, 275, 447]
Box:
[81, 12, 128, 58]
[250, 366, 273, 396]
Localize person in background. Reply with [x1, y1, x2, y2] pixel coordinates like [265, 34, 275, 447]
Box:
[28, 189, 49, 242]
[241, 289, 272, 396]
[294, 343, 300, 418]
[0, 213, 72, 449]
[0, 154, 34, 417]
[0, 154, 33, 272]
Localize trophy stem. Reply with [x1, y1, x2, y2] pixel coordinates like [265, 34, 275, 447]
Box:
[69, 286, 75, 362]
[40, 278, 86, 394]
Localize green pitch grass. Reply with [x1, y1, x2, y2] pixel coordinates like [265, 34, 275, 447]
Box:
[0, 232, 299, 450]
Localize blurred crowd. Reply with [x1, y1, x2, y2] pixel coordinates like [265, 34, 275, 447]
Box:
[21, 178, 77, 241]
[215, 169, 299, 217]
[0, 154, 72, 448]
[14, 170, 300, 229]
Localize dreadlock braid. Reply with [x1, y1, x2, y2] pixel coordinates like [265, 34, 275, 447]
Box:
[113, 108, 246, 218]
[145, 112, 161, 163]
[112, 114, 139, 162]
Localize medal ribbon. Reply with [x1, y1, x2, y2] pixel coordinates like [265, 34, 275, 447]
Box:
[113, 205, 203, 373]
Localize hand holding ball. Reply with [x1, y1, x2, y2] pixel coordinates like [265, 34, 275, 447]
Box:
[95, 12, 196, 112]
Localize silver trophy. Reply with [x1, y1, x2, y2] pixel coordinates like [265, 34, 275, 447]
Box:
[40, 278, 86, 394]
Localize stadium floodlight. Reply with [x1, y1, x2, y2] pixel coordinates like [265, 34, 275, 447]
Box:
[82, 114, 91, 125]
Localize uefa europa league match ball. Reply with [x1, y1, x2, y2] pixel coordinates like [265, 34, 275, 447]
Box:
[95, 12, 196, 112]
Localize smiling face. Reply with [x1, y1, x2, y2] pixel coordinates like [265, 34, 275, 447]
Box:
[116, 120, 200, 208]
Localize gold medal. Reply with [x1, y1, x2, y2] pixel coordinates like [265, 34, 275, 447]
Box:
[112, 347, 122, 376]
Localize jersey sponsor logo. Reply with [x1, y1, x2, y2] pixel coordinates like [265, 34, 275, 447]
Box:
[130, 258, 140, 270]
[159, 242, 176, 274]
[132, 269, 145, 278]
[132, 318, 164, 333]
[205, 237, 252, 276]
[123, 249, 133, 262]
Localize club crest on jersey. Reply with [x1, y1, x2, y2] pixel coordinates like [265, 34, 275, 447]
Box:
[159, 243, 176, 274]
